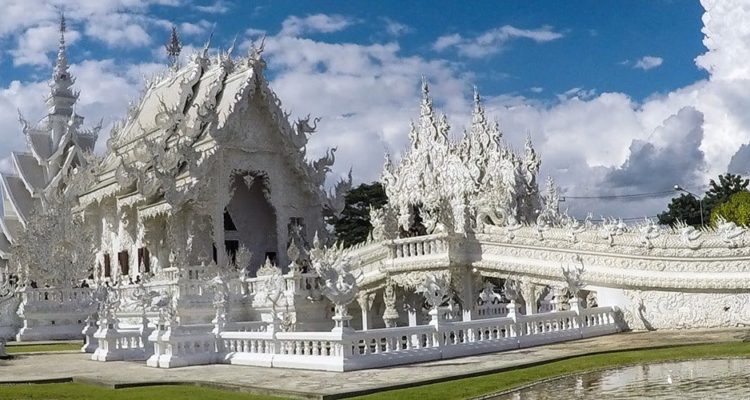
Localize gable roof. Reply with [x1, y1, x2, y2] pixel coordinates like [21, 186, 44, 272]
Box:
[82, 50, 337, 210]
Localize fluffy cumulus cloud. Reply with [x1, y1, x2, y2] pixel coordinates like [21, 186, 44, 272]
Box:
[11, 23, 81, 66]
[2, 2, 750, 221]
[434, 25, 564, 58]
[1, 0, 183, 65]
[193, 0, 231, 14]
[259, 35, 470, 183]
[279, 14, 357, 37]
[0, 57, 153, 171]
[633, 55, 664, 70]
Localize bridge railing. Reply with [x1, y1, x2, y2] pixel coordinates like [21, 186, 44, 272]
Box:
[388, 234, 451, 259]
[141, 305, 621, 371]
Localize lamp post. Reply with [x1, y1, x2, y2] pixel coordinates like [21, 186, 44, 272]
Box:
[674, 185, 704, 227]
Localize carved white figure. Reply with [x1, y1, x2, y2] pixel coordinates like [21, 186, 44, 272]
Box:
[714, 216, 745, 248]
[415, 273, 451, 309]
[562, 255, 585, 302]
[382, 281, 400, 327]
[309, 233, 361, 329]
[675, 220, 703, 250]
[638, 218, 662, 249]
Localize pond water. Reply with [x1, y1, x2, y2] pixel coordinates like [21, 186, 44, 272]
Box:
[491, 358, 750, 400]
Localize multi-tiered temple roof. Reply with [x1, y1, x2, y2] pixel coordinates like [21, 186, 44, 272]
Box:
[0, 15, 100, 263]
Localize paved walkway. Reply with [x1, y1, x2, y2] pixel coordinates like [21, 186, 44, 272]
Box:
[1, 329, 749, 399]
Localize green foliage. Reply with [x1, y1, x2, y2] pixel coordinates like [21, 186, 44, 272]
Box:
[704, 173, 749, 210]
[331, 182, 388, 247]
[657, 193, 705, 227]
[0, 382, 284, 400]
[5, 343, 81, 354]
[658, 173, 749, 227]
[709, 190, 750, 226]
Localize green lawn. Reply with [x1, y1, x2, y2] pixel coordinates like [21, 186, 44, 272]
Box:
[1, 342, 749, 400]
[349, 342, 750, 400]
[6, 343, 82, 354]
[0, 383, 287, 400]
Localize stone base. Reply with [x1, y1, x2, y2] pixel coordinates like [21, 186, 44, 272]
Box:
[16, 324, 85, 341]
[591, 286, 750, 330]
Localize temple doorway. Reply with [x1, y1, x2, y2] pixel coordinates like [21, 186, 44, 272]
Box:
[224, 172, 277, 274]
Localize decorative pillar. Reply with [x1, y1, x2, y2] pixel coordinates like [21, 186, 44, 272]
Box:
[357, 292, 375, 331]
[382, 282, 400, 328]
[459, 268, 477, 322]
[407, 306, 418, 327]
[506, 300, 519, 338]
[81, 315, 98, 353]
[551, 285, 567, 312]
[520, 281, 539, 315]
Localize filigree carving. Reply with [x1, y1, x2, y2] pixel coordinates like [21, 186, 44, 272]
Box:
[415, 273, 451, 308]
[380, 82, 542, 237]
[715, 216, 745, 248]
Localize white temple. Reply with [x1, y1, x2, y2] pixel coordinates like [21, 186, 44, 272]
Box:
[1, 17, 750, 372]
[0, 15, 99, 268]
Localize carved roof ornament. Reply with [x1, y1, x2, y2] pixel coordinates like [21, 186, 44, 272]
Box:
[256, 256, 280, 277]
[381, 80, 544, 235]
[165, 26, 182, 69]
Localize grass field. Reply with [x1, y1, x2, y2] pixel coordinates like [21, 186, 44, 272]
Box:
[349, 341, 750, 399]
[0, 383, 286, 400]
[1, 342, 749, 399]
[5, 343, 82, 354]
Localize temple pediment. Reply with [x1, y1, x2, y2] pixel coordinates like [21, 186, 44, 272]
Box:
[12, 152, 46, 197]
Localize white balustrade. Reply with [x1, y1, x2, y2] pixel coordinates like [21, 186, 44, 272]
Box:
[476, 301, 509, 318]
[579, 306, 620, 338]
[389, 234, 450, 260]
[92, 323, 149, 361]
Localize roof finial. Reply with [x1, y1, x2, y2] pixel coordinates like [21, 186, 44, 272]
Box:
[421, 75, 429, 97]
[60, 12, 66, 37]
[52, 11, 71, 84]
[165, 26, 182, 68]
[202, 30, 214, 58]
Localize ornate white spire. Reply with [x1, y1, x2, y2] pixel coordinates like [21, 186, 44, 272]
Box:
[48, 13, 78, 117]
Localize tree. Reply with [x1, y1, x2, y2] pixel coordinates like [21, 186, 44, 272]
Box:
[657, 193, 705, 227]
[704, 173, 749, 210]
[330, 182, 388, 247]
[658, 173, 749, 227]
[710, 190, 750, 226]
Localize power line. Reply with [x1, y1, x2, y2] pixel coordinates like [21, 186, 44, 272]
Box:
[583, 216, 659, 222]
[561, 190, 674, 201]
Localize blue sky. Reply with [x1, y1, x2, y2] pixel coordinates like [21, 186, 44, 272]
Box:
[0, 1, 707, 101]
[0, 0, 747, 219]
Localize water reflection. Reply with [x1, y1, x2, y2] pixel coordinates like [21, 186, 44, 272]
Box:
[492, 359, 750, 399]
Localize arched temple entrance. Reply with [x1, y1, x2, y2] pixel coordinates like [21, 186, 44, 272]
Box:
[224, 172, 278, 273]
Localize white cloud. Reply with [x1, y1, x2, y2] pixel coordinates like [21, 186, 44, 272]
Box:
[634, 56, 663, 70]
[11, 24, 81, 66]
[2, 0, 750, 223]
[179, 20, 213, 37]
[279, 14, 356, 37]
[381, 17, 411, 37]
[193, 0, 231, 14]
[434, 25, 564, 58]
[84, 13, 153, 48]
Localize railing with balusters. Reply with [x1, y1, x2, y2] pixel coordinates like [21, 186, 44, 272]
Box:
[388, 234, 451, 259]
[139, 305, 621, 371]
